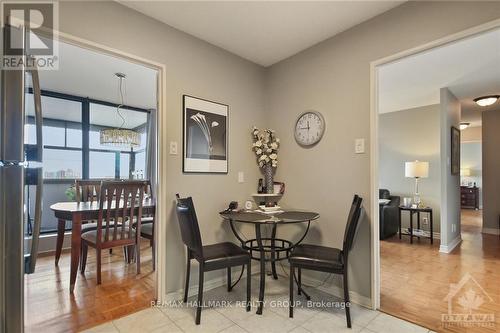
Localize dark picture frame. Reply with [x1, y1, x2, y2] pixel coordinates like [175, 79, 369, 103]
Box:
[273, 182, 286, 194]
[451, 126, 460, 175]
[183, 95, 228, 173]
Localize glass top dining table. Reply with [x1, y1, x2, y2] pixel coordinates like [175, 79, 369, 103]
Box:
[220, 210, 319, 224]
[220, 209, 319, 314]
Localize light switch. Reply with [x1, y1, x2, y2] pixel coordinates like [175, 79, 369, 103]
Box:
[238, 171, 245, 183]
[355, 138, 365, 154]
[169, 141, 178, 155]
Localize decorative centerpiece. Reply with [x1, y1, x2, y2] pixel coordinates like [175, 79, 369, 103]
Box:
[252, 126, 279, 194]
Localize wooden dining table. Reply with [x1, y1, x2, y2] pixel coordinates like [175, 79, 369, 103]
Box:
[50, 199, 156, 292]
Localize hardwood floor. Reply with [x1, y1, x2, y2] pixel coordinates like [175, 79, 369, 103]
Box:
[380, 209, 500, 333]
[25, 241, 155, 333]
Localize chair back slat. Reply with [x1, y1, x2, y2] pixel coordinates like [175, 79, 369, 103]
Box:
[75, 180, 102, 204]
[105, 186, 113, 242]
[129, 188, 136, 239]
[175, 195, 203, 257]
[342, 195, 363, 254]
[96, 181, 147, 248]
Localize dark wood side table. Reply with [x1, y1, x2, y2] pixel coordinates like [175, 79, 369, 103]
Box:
[398, 206, 433, 244]
[461, 186, 479, 210]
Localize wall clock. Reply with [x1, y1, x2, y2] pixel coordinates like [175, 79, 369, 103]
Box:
[294, 111, 326, 147]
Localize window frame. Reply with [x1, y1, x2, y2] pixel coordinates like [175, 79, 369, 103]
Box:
[27, 89, 151, 184]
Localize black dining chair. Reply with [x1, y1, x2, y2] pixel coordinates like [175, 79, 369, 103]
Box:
[288, 195, 363, 328]
[175, 194, 251, 325]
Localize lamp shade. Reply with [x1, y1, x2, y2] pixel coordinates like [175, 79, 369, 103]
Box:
[460, 168, 471, 176]
[405, 161, 429, 178]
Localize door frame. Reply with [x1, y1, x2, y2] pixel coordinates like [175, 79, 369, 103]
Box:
[369, 18, 500, 310]
[49, 30, 168, 301]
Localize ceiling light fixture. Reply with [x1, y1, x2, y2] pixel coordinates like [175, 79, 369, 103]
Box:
[473, 95, 499, 107]
[459, 122, 470, 130]
[100, 73, 140, 148]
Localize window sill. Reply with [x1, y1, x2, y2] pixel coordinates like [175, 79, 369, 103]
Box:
[43, 179, 77, 185]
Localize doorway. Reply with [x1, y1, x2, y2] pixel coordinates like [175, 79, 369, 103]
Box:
[371, 21, 500, 332]
[460, 126, 482, 236]
[23, 34, 165, 332]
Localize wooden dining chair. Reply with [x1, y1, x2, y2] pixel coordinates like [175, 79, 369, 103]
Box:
[55, 180, 104, 266]
[288, 195, 363, 328]
[80, 180, 148, 284]
[129, 180, 155, 269]
[175, 194, 251, 325]
[139, 223, 155, 270]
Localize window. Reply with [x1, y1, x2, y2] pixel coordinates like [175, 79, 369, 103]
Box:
[66, 124, 82, 148]
[25, 91, 151, 181]
[134, 151, 146, 178]
[89, 151, 116, 179]
[24, 95, 83, 179]
[120, 154, 131, 179]
[44, 149, 82, 179]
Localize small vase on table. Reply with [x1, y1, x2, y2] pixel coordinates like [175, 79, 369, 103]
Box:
[264, 163, 274, 194]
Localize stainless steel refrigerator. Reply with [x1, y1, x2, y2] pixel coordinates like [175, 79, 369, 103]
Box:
[0, 23, 43, 333]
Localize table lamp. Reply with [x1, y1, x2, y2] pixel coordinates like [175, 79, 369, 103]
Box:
[405, 160, 429, 207]
[460, 168, 471, 186]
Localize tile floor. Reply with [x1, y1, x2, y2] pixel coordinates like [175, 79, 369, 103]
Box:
[84, 274, 434, 333]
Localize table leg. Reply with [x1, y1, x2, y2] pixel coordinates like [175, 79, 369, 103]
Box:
[398, 209, 402, 239]
[270, 224, 278, 280]
[417, 211, 421, 240]
[410, 211, 413, 244]
[255, 224, 265, 315]
[55, 219, 66, 266]
[430, 211, 433, 244]
[70, 212, 82, 293]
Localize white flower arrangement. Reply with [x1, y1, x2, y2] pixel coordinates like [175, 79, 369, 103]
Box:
[252, 126, 280, 168]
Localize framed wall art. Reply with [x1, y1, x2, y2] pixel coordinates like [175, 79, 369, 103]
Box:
[183, 95, 228, 173]
[451, 126, 460, 175]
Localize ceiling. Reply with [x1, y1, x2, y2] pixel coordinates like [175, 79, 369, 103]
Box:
[379, 27, 500, 127]
[37, 40, 158, 112]
[120, 1, 404, 67]
[25, 95, 148, 129]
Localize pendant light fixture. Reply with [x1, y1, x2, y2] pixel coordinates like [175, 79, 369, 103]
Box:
[459, 122, 470, 130]
[100, 73, 140, 148]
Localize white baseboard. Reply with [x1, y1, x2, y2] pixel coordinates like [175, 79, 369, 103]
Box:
[439, 235, 462, 253]
[164, 265, 371, 309]
[482, 227, 500, 236]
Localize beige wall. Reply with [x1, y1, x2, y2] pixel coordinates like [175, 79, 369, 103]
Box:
[461, 126, 482, 142]
[482, 109, 500, 232]
[55, 1, 500, 300]
[379, 105, 441, 233]
[266, 2, 500, 298]
[439, 88, 461, 249]
[58, 1, 267, 293]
